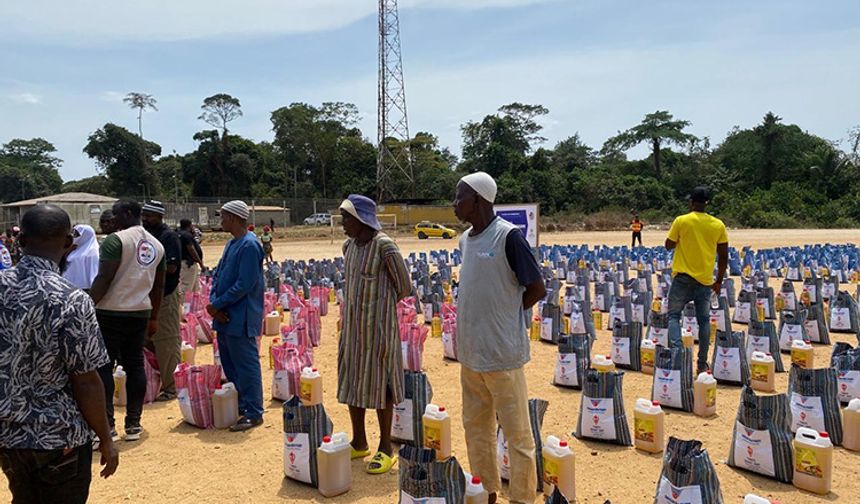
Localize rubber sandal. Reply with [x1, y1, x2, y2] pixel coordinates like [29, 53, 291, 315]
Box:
[351, 447, 371, 460]
[366, 451, 397, 474]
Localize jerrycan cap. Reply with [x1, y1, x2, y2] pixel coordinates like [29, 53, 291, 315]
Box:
[819, 431, 829, 438]
[652, 401, 660, 407]
[471, 476, 481, 485]
[559, 440, 568, 447]
[322, 435, 331, 443]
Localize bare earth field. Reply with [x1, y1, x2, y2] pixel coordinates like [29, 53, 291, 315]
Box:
[7, 229, 859, 504]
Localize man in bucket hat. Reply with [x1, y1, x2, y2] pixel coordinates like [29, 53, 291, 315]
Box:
[337, 194, 411, 475]
[207, 200, 266, 431]
[665, 186, 729, 374]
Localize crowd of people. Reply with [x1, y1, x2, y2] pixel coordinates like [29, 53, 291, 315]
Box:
[0, 176, 727, 503]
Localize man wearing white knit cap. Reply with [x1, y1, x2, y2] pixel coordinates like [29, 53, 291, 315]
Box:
[454, 172, 546, 504]
[207, 200, 266, 431]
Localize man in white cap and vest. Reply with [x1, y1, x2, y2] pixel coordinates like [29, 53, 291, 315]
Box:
[454, 172, 547, 504]
[90, 199, 166, 442]
[206, 200, 265, 431]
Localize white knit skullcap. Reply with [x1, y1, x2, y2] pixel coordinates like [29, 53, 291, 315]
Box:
[460, 171, 497, 203]
[221, 200, 250, 220]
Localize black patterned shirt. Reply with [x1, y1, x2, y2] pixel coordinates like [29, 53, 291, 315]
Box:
[0, 255, 109, 449]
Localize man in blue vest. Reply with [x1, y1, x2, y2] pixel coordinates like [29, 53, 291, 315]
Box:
[207, 201, 265, 432]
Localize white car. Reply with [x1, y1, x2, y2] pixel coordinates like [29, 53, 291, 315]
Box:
[304, 213, 332, 226]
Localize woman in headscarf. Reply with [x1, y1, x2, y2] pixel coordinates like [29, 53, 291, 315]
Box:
[63, 224, 100, 291]
[337, 194, 411, 475]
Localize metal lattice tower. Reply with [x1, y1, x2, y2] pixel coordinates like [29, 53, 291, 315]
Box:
[377, 0, 414, 202]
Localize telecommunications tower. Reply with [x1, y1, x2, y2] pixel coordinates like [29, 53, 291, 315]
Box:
[377, 0, 414, 201]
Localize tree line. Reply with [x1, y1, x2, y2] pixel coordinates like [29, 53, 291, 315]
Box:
[2, 92, 859, 228]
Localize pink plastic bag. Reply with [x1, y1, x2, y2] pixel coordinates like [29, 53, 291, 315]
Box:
[174, 363, 222, 429]
[271, 343, 313, 401]
[442, 315, 458, 361]
[180, 314, 200, 348]
[310, 286, 329, 316]
[281, 323, 314, 358]
[143, 349, 161, 404]
[195, 311, 213, 343]
[397, 297, 419, 324]
[292, 305, 322, 347]
[400, 322, 428, 371]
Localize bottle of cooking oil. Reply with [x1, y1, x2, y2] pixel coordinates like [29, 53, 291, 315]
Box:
[793, 428, 833, 495]
[542, 435, 575, 500]
[633, 399, 664, 454]
[693, 371, 717, 417]
[422, 404, 451, 460]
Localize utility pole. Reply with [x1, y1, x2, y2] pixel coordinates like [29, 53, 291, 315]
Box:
[377, 0, 414, 203]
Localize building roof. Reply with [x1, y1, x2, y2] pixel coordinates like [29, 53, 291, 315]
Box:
[2, 192, 118, 207]
[249, 205, 290, 212]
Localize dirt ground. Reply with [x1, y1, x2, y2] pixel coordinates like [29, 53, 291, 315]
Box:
[10, 229, 860, 504]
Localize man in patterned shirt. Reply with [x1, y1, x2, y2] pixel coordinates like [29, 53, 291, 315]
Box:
[0, 205, 119, 503]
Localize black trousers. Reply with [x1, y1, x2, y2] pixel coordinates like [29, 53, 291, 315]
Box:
[0, 444, 92, 504]
[631, 231, 642, 248]
[96, 312, 148, 429]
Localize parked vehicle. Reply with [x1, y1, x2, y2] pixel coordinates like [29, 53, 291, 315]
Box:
[414, 221, 457, 240]
[304, 213, 332, 226]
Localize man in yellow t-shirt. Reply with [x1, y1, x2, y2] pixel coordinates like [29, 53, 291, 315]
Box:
[664, 186, 729, 373]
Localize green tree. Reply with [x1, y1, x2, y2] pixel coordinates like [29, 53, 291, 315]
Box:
[123, 92, 158, 138]
[61, 175, 112, 196]
[604, 110, 698, 179]
[0, 138, 64, 202]
[753, 112, 783, 188]
[199, 94, 243, 137]
[460, 103, 548, 178]
[83, 123, 161, 198]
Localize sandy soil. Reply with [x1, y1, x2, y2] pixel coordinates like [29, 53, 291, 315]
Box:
[6, 229, 859, 504]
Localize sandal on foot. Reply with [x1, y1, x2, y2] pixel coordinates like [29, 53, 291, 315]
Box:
[366, 451, 397, 474]
[351, 447, 371, 460]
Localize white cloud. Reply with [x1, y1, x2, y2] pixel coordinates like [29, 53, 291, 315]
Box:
[0, 0, 556, 42]
[8, 93, 42, 104]
[99, 91, 125, 102]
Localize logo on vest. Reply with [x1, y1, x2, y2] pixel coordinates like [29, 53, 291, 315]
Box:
[136, 239, 158, 266]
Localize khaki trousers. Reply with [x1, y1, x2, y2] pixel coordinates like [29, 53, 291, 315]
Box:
[151, 289, 182, 395]
[179, 262, 200, 294]
[461, 365, 536, 504]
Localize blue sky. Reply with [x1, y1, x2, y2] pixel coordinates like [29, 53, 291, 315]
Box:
[2, 0, 859, 181]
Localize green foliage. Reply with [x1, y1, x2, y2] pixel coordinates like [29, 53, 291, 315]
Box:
[83, 123, 161, 198]
[0, 138, 64, 203]
[61, 175, 112, 196]
[604, 110, 698, 179]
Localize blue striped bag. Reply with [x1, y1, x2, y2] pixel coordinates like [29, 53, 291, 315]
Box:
[497, 398, 549, 492]
[282, 396, 333, 488]
[829, 290, 859, 333]
[777, 309, 809, 352]
[575, 369, 632, 446]
[747, 319, 785, 372]
[756, 286, 776, 320]
[654, 438, 723, 504]
[569, 298, 596, 342]
[611, 321, 643, 371]
[631, 289, 652, 327]
[722, 278, 736, 308]
[398, 445, 466, 503]
[710, 330, 750, 386]
[648, 311, 670, 347]
[652, 346, 694, 412]
[803, 277, 823, 305]
[575, 272, 592, 308]
[594, 281, 614, 313]
[709, 295, 732, 335]
[546, 486, 571, 504]
[727, 386, 793, 483]
[788, 366, 843, 446]
[681, 302, 700, 341]
[555, 335, 591, 389]
[780, 280, 797, 311]
[830, 342, 860, 404]
[608, 295, 633, 329]
[733, 290, 756, 325]
[803, 302, 830, 345]
[821, 276, 839, 302]
[392, 371, 433, 445]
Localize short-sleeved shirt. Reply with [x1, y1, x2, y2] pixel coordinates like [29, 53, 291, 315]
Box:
[148, 223, 182, 295]
[667, 211, 728, 286]
[503, 225, 542, 286]
[0, 255, 109, 450]
[179, 229, 203, 267]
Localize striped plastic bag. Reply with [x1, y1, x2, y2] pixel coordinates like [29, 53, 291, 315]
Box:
[755, 286, 776, 320]
[611, 321, 643, 371]
[569, 298, 596, 342]
[830, 342, 860, 404]
[802, 277, 822, 305]
[747, 319, 785, 372]
[681, 302, 700, 342]
[608, 296, 633, 329]
[554, 335, 591, 389]
[788, 366, 843, 445]
[272, 343, 313, 401]
[546, 486, 571, 504]
[282, 396, 333, 487]
[829, 290, 859, 333]
[821, 276, 839, 302]
[174, 363, 222, 429]
[392, 371, 433, 445]
[648, 311, 670, 347]
[400, 322, 428, 372]
[710, 331, 750, 386]
[803, 302, 830, 345]
[709, 295, 731, 334]
[631, 289, 652, 327]
[398, 445, 466, 503]
[728, 386, 793, 483]
[733, 290, 756, 325]
[779, 280, 797, 311]
[652, 346, 694, 412]
[497, 398, 549, 492]
[722, 278, 736, 308]
[777, 309, 809, 352]
[575, 369, 632, 446]
[143, 348, 161, 404]
[654, 438, 723, 504]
